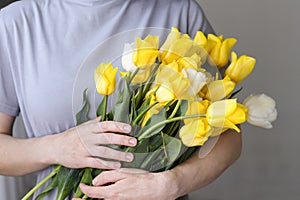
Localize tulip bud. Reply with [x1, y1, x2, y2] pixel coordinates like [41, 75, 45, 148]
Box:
[243, 94, 277, 128]
[179, 119, 210, 147]
[208, 34, 237, 68]
[94, 63, 118, 96]
[225, 52, 256, 84]
[206, 99, 247, 132]
[205, 78, 236, 102]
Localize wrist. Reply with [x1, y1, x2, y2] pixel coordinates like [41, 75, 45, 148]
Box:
[160, 169, 183, 199]
[36, 133, 60, 166]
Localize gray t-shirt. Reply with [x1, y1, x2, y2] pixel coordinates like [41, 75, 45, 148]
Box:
[0, 0, 213, 198]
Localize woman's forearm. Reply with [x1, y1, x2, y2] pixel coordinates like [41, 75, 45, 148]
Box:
[167, 130, 242, 198]
[0, 133, 56, 176]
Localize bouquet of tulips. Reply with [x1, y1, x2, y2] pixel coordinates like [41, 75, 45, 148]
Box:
[23, 27, 277, 200]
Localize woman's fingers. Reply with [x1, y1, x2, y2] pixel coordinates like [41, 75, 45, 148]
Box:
[85, 157, 121, 169]
[95, 133, 137, 146]
[94, 121, 132, 134]
[89, 146, 134, 163]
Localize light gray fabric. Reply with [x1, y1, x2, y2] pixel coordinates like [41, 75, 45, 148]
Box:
[0, 0, 213, 198]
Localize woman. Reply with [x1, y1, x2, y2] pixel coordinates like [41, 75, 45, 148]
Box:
[0, 0, 242, 199]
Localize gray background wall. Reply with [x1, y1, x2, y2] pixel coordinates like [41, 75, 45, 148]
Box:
[1, 0, 299, 199]
[190, 0, 300, 199]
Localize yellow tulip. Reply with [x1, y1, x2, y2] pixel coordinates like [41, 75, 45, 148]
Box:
[208, 34, 237, 68]
[133, 35, 159, 69]
[225, 52, 256, 84]
[162, 61, 183, 73]
[179, 119, 210, 147]
[94, 63, 118, 96]
[177, 54, 202, 71]
[204, 77, 235, 102]
[159, 27, 201, 64]
[155, 65, 192, 102]
[184, 100, 210, 124]
[206, 99, 247, 132]
[141, 92, 162, 126]
[193, 31, 217, 64]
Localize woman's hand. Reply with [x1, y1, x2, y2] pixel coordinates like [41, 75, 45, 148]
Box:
[50, 117, 137, 170]
[72, 168, 179, 200]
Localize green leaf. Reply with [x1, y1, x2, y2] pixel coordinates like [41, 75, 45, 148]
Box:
[73, 168, 93, 198]
[139, 108, 166, 139]
[144, 134, 182, 172]
[229, 87, 243, 99]
[129, 90, 137, 123]
[91, 168, 103, 178]
[132, 85, 144, 110]
[96, 95, 108, 121]
[136, 97, 151, 116]
[141, 147, 164, 171]
[56, 167, 81, 200]
[162, 134, 182, 167]
[141, 63, 160, 96]
[179, 100, 188, 116]
[35, 175, 58, 200]
[76, 89, 90, 125]
[73, 169, 84, 193]
[112, 78, 132, 123]
[122, 139, 150, 168]
[129, 124, 142, 138]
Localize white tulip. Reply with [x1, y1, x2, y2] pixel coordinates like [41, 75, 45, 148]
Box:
[183, 68, 207, 97]
[122, 43, 138, 72]
[243, 94, 277, 129]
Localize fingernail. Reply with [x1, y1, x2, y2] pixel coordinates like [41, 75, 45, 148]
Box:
[129, 138, 137, 145]
[123, 125, 131, 132]
[92, 178, 98, 185]
[126, 153, 134, 161]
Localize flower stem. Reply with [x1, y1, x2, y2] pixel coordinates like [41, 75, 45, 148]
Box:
[22, 165, 61, 200]
[168, 100, 181, 119]
[97, 95, 108, 121]
[128, 68, 140, 84]
[133, 101, 158, 125]
[138, 114, 205, 140]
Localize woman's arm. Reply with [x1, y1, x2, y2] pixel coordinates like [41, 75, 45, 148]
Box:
[0, 112, 138, 176]
[0, 111, 56, 175]
[169, 129, 242, 198]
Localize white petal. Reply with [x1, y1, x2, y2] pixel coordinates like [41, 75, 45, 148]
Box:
[122, 43, 137, 72]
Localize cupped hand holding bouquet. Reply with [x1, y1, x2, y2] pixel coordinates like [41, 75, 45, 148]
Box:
[23, 27, 277, 200]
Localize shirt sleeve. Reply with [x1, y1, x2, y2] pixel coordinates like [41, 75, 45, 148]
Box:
[0, 14, 20, 116]
[187, 0, 215, 36]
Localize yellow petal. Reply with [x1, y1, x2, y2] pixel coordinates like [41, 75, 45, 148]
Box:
[131, 64, 155, 84]
[177, 54, 201, 71]
[180, 119, 210, 147]
[207, 34, 237, 68]
[205, 79, 235, 102]
[206, 99, 236, 126]
[218, 38, 237, 67]
[225, 52, 256, 84]
[94, 63, 118, 95]
[206, 99, 244, 132]
[227, 103, 248, 124]
[155, 86, 176, 104]
[184, 100, 210, 124]
[155, 66, 191, 100]
[194, 31, 207, 46]
[133, 36, 159, 68]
